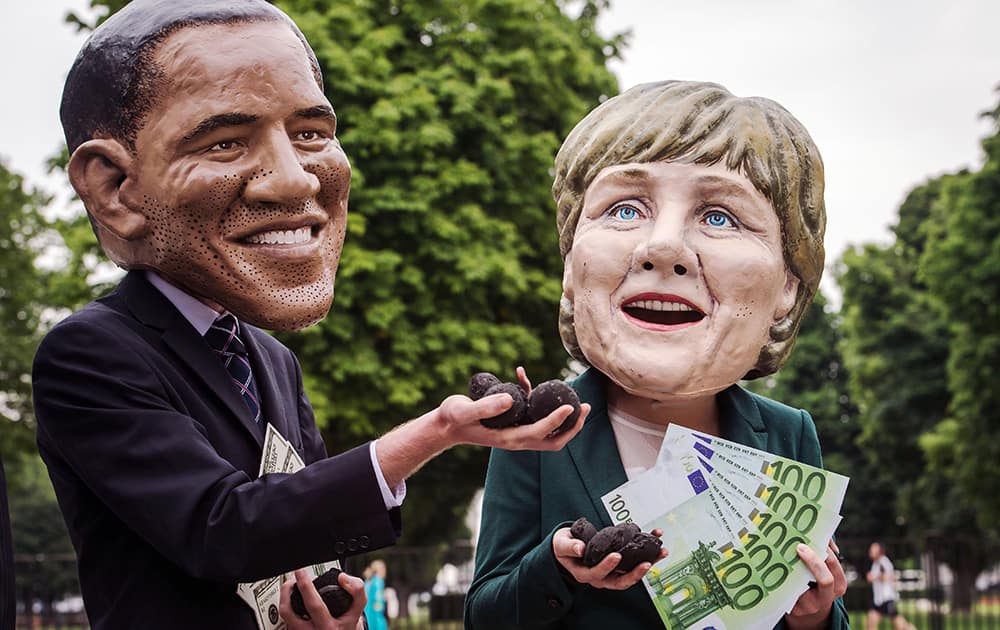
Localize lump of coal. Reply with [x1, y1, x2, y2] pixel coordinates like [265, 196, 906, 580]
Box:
[469, 372, 579, 432]
[572, 521, 662, 572]
[525, 380, 581, 435]
[479, 382, 527, 429]
[291, 566, 353, 620]
[582, 522, 640, 567]
[569, 517, 598, 544]
[468, 372, 502, 401]
[618, 531, 664, 572]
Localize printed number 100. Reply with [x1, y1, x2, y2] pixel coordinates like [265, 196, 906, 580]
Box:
[607, 495, 632, 523]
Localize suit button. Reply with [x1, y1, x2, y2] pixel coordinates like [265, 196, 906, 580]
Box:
[334, 541, 346, 554]
[360, 536, 370, 549]
[547, 597, 561, 609]
[348, 538, 358, 552]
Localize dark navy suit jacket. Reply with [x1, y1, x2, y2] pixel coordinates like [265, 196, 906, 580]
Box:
[33, 271, 400, 629]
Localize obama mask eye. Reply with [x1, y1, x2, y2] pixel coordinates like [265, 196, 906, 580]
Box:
[210, 140, 241, 152]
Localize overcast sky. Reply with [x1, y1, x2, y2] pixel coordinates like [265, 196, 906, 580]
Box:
[2, 0, 997, 298]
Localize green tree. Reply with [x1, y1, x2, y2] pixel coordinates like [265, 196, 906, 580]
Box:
[71, 0, 624, 545]
[0, 159, 81, 613]
[279, 0, 622, 544]
[746, 291, 893, 544]
[0, 161, 49, 461]
[8, 453, 79, 616]
[917, 93, 1000, 594]
[837, 174, 998, 610]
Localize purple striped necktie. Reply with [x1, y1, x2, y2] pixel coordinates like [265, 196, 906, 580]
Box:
[204, 314, 262, 425]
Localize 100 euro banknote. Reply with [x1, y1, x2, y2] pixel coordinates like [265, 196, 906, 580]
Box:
[602, 424, 848, 630]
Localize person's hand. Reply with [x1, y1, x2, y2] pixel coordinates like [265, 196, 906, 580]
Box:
[375, 367, 588, 488]
[433, 367, 588, 451]
[279, 568, 367, 630]
[551, 526, 667, 590]
[785, 540, 847, 630]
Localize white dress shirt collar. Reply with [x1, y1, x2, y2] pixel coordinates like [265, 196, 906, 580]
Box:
[145, 271, 225, 336]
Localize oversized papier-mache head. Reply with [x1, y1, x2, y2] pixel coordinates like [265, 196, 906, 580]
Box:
[552, 81, 825, 399]
[61, 0, 351, 331]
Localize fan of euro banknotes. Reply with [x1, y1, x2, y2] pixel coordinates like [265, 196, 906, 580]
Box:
[601, 424, 849, 630]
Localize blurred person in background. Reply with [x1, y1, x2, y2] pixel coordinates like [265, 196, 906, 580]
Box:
[866, 542, 916, 630]
[364, 560, 388, 630]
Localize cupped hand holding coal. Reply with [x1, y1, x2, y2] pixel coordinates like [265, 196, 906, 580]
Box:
[569, 517, 662, 573]
[290, 566, 354, 620]
[468, 372, 581, 434]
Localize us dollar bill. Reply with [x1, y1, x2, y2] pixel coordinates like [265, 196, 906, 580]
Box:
[237, 424, 336, 630]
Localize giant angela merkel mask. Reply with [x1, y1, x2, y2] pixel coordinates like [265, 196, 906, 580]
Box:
[552, 81, 826, 401]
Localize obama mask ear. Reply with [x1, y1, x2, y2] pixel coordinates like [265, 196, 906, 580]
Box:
[67, 139, 149, 267]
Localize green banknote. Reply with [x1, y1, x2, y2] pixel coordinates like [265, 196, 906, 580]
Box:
[601, 424, 848, 630]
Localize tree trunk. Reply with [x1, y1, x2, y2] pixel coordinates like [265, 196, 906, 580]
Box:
[950, 558, 977, 612]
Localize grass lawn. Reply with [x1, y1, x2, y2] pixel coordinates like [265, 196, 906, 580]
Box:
[849, 598, 1000, 629]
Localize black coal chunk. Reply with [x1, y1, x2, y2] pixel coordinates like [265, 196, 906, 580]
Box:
[618, 531, 664, 572]
[583, 523, 639, 567]
[290, 567, 353, 620]
[479, 382, 527, 428]
[569, 517, 598, 544]
[468, 372, 502, 401]
[574, 521, 662, 572]
[525, 380, 581, 434]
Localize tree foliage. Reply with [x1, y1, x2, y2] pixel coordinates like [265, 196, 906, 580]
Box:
[746, 291, 895, 543]
[0, 159, 80, 603]
[918, 95, 1000, 532]
[837, 149, 1000, 607]
[0, 161, 49, 460]
[8, 454, 79, 605]
[836, 180, 953, 534]
[277, 0, 622, 544]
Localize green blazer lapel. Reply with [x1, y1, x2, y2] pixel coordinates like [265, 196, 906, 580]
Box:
[718, 384, 768, 450]
[566, 369, 628, 529]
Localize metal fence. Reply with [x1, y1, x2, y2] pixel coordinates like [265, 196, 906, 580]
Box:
[838, 536, 1000, 629]
[14, 537, 1000, 628]
[14, 544, 476, 629]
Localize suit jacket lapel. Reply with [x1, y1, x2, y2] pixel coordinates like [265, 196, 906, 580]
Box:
[718, 384, 768, 450]
[120, 271, 264, 448]
[566, 372, 771, 529]
[566, 369, 628, 529]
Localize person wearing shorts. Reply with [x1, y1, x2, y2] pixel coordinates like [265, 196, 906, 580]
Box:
[866, 542, 915, 630]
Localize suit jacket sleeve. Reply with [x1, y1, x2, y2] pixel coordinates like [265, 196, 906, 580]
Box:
[465, 447, 584, 629]
[33, 316, 398, 582]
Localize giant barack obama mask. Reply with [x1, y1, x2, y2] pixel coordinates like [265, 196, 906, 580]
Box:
[62, 0, 350, 331]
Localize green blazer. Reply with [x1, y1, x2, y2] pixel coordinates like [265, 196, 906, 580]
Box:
[465, 368, 850, 629]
